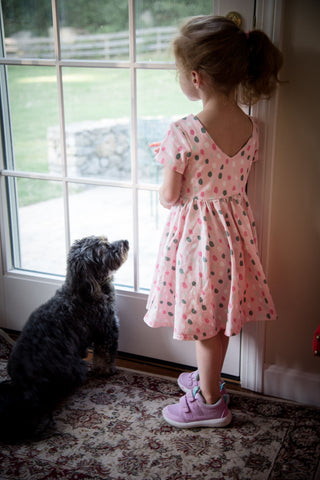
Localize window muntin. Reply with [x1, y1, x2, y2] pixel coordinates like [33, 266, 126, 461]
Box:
[136, 68, 198, 185]
[138, 188, 168, 290]
[0, 0, 213, 290]
[62, 67, 131, 181]
[7, 65, 62, 175]
[68, 183, 134, 286]
[58, 0, 129, 61]
[14, 178, 65, 275]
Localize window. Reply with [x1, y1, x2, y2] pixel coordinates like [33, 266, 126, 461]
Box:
[2, 0, 272, 383]
[0, 0, 214, 291]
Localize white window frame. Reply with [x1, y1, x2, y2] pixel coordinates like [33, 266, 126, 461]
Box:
[241, 0, 284, 391]
[0, 0, 283, 391]
[0, 0, 175, 293]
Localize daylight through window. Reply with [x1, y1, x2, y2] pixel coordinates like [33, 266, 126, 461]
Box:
[0, 0, 213, 290]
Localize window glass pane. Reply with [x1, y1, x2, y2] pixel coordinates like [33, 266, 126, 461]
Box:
[12, 178, 66, 275]
[1, 0, 215, 287]
[135, 0, 213, 62]
[137, 69, 201, 184]
[7, 66, 62, 176]
[68, 184, 133, 287]
[62, 68, 131, 181]
[2, 1, 54, 59]
[58, 0, 129, 60]
[138, 189, 168, 290]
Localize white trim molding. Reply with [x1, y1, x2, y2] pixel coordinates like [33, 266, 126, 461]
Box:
[264, 364, 320, 408]
[241, 322, 266, 392]
[240, 0, 284, 392]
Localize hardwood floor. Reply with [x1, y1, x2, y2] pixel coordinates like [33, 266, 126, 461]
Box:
[4, 329, 242, 391]
[116, 353, 191, 379]
[116, 352, 243, 392]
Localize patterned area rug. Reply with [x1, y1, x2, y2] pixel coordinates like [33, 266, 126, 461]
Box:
[0, 332, 319, 480]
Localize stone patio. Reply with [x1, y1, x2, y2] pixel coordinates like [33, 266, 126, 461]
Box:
[18, 186, 167, 290]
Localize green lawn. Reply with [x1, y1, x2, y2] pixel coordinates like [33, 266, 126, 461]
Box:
[7, 65, 198, 205]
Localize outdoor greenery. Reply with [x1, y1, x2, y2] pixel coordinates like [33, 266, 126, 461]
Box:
[2, 0, 211, 206]
[8, 65, 200, 206]
[3, 0, 213, 36]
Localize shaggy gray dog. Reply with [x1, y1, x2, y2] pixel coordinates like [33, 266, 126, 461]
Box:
[0, 235, 129, 442]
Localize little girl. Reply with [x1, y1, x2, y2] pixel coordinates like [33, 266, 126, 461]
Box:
[144, 15, 283, 428]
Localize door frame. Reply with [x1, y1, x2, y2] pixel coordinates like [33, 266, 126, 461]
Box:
[0, 0, 284, 392]
[240, 0, 284, 391]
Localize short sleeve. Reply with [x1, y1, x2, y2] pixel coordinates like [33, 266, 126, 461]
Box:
[155, 121, 192, 174]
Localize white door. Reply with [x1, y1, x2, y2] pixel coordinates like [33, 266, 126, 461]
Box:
[0, 0, 275, 383]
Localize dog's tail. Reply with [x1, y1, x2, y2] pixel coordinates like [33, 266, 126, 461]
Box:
[0, 380, 52, 442]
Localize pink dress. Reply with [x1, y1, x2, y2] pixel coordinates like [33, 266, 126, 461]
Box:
[144, 114, 277, 340]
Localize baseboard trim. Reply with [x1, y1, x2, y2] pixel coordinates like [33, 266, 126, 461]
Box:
[118, 351, 240, 384]
[264, 364, 320, 407]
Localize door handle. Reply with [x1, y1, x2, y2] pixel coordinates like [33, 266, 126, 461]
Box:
[226, 11, 243, 28]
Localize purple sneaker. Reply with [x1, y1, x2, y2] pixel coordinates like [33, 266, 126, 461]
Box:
[177, 371, 230, 405]
[163, 386, 232, 428]
[177, 370, 200, 392]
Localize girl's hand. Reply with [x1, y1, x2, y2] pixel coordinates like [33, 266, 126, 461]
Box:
[149, 142, 161, 154]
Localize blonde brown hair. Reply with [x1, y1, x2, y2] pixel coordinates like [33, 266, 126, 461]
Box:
[173, 15, 283, 105]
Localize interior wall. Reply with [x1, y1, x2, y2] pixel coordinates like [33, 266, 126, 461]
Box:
[265, 0, 320, 375]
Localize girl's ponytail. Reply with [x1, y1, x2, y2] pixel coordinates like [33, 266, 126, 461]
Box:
[173, 16, 283, 106]
[241, 30, 283, 104]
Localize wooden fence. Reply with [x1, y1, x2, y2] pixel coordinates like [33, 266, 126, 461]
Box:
[5, 26, 177, 59]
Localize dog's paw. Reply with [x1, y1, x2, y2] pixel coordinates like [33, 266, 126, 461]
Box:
[92, 355, 117, 378]
[89, 365, 117, 378]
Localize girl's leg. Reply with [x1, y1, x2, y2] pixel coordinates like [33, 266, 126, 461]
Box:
[220, 331, 229, 374]
[195, 330, 229, 405]
[162, 330, 232, 427]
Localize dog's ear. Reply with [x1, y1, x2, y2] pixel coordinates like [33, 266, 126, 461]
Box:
[66, 239, 103, 300]
[66, 236, 128, 299]
[75, 262, 102, 300]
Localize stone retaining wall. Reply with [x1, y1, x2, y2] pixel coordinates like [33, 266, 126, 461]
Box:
[48, 117, 173, 182]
